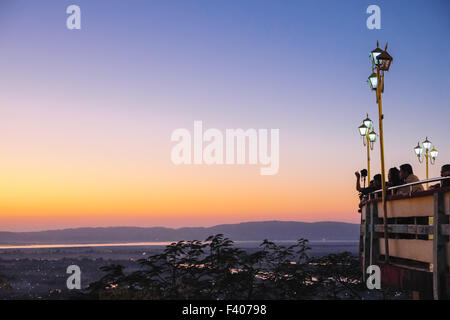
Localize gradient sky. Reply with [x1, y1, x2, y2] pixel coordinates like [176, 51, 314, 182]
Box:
[0, 0, 449, 231]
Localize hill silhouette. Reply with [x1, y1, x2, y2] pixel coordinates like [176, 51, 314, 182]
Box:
[0, 221, 359, 245]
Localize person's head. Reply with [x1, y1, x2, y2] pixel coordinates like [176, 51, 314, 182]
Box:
[388, 167, 401, 185]
[399, 164, 413, 180]
[441, 164, 450, 188]
[441, 164, 450, 177]
[373, 174, 382, 188]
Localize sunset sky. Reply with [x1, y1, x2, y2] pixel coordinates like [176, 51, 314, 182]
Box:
[0, 0, 449, 231]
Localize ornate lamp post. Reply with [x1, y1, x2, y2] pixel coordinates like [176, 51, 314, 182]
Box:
[414, 137, 438, 189]
[368, 41, 393, 263]
[358, 114, 377, 185]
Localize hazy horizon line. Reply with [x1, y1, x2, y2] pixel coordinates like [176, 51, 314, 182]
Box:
[0, 219, 358, 233]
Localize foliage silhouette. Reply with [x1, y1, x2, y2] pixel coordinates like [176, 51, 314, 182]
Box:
[87, 235, 363, 300]
[0, 269, 12, 292]
[309, 251, 363, 299]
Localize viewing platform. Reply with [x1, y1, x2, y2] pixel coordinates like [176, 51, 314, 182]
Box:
[359, 177, 450, 299]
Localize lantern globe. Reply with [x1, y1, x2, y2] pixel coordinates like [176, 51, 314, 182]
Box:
[422, 137, 432, 151]
[370, 47, 384, 66]
[414, 143, 423, 156]
[368, 73, 378, 90]
[358, 124, 368, 136]
[368, 130, 377, 142]
[430, 147, 438, 159]
[377, 50, 393, 71]
[363, 115, 373, 129]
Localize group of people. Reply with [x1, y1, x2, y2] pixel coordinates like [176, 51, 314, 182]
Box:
[355, 163, 450, 197]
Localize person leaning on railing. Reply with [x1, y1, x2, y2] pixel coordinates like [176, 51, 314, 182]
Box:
[430, 164, 450, 189]
[397, 163, 424, 195]
[386, 167, 401, 195]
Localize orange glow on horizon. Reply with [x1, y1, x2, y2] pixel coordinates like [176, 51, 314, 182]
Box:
[0, 100, 363, 232]
[0, 151, 360, 231]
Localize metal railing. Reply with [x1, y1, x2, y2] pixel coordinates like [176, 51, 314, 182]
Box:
[360, 189, 449, 299]
[367, 176, 450, 198]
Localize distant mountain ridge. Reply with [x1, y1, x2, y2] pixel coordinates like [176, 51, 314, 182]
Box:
[0, 221, 359, 245]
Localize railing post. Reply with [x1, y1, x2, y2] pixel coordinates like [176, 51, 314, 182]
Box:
[433, 191, 448, 300]
[370, 202, 380, 266]
[362, 205, 371, 282]
[360, 208, 365, 282]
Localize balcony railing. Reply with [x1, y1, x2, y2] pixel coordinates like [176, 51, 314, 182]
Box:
[359, 183, 449, 299]
[364, 176, 450, 200]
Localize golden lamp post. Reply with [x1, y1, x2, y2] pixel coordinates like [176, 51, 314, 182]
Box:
[358, 114, 377, 185]
[367, 41, 393, 263]
[414, 137, 438, 190]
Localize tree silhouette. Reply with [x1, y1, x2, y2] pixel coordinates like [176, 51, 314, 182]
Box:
[86, 235, 366, 300]
[0, 268, 12, 292]
[88, 264, 127, 299]
[310, 251, 363, 299]
[251, 238, 314, 299]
